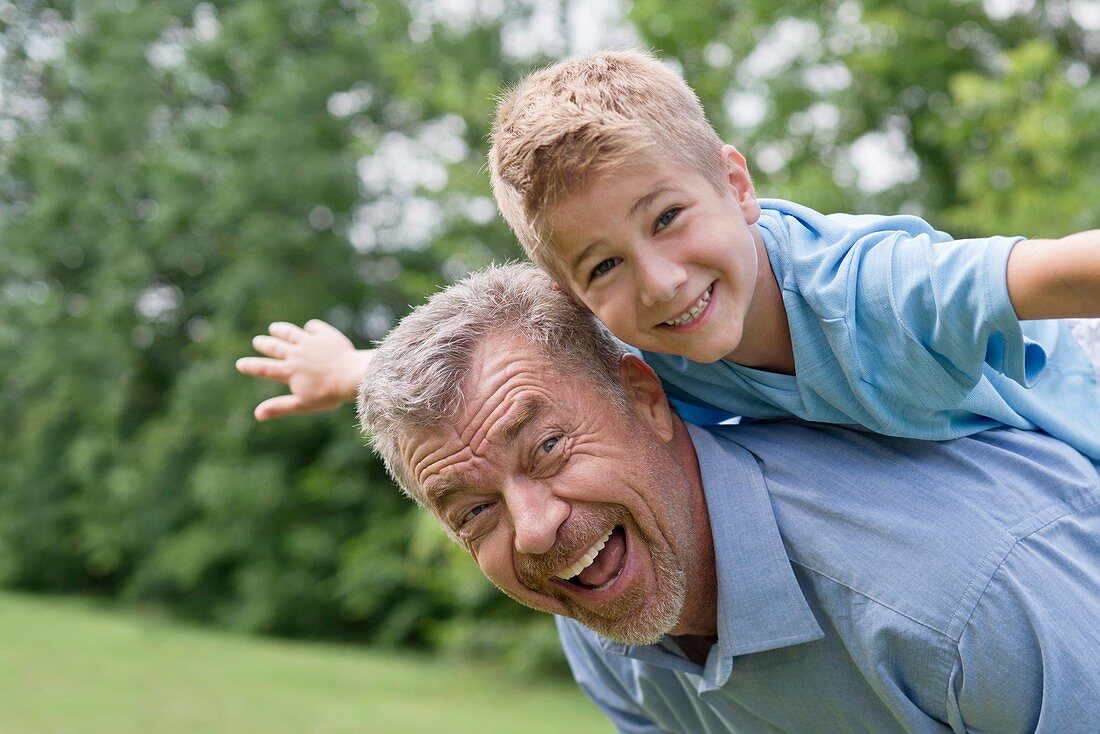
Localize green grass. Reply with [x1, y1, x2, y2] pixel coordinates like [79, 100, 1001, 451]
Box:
[0, 591, 613, 734]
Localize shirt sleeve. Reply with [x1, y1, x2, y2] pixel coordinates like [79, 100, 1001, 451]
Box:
[828, 228, 1048, 410]
[555, 617, 673, 734]
[943, 493, 1100, 733]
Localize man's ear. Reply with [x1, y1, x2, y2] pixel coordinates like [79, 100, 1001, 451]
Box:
[720, 144, 760, 226]
[619, 354, 675, 442]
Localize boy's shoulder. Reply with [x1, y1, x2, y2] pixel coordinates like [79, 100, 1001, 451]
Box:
[757, 198, 953, 253]
[754, 197, 960, 303]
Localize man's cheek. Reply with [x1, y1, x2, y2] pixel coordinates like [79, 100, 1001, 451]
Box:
[472, 545, 516, 591]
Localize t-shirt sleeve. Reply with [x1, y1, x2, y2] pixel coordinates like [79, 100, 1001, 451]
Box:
[555, 617, 673, 734]
[829, 229, 1047, 405]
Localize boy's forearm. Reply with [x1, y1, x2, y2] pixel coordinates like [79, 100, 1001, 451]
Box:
[1007, 231, 1100, 320]
[340, 349, 375, 402]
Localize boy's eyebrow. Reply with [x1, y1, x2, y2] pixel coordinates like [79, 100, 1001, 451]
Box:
[628, 182, 675, 219]
[568, 182, 676, 276]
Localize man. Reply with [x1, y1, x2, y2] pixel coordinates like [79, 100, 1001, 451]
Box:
[357, 262, 1100, 734]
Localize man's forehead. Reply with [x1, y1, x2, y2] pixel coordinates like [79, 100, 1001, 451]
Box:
[404, 338, 560, 494]
[413, 391, 553, 507]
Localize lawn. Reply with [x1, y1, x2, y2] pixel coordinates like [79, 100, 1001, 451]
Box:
[0, 591, 613, 734]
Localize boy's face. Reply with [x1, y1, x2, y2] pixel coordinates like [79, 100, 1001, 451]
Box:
[543, 145, 764, 364]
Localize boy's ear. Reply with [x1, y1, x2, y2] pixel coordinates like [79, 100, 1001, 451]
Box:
[720, 144, 761, 225]
[619, 354, 674, 442]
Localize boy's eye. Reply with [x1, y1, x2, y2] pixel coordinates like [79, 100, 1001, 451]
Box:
[655, 206, 681, 232]
[589, 257, 619, 281]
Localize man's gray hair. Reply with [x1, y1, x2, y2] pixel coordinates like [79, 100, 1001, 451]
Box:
[357, 262, 631, 503]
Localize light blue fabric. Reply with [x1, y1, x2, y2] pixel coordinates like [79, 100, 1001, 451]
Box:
[642, 199, 1100, 459]
[557, 422, 1100, 733]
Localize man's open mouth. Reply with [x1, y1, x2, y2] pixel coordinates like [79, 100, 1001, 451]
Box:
[555, 525, 627, 591]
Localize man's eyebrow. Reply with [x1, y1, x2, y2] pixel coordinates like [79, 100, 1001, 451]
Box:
[498, 393, 548, 446]
[425, 478, 465, 511]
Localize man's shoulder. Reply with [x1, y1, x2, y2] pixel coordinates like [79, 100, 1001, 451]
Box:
[702, 422, 1100, 638]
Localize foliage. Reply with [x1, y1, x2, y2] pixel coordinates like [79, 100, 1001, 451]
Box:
[632, 0, 1100, 233]
[0, 0, 541, 660]
[1, 0, 1098, 670]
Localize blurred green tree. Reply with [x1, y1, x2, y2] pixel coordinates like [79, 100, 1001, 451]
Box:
[632, 0, 1100, 232]
[1, 0, 1097, 672]
[0, 0, 549, 664]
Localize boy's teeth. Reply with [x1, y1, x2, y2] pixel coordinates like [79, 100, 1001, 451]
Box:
[663, 287, 712, 327]
[555, 528, 614, 581]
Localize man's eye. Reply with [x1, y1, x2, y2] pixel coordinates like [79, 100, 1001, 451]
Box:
[589, 258, 619, 281]
[539, 436, 560, 454]
[461, 503, 491, 526]
[655, 206, 681, 232]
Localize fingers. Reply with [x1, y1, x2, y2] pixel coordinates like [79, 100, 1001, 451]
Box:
[254, 394, 306, 421]
[235, 356, 292, 383]
[268, 321, 305, 343]
[304, 319, 335, 334]
[251, 334, 292, 359]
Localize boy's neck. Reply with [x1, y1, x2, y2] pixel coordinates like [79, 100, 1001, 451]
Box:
[723, 226, 795, 375]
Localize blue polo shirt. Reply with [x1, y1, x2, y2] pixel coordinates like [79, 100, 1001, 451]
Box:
[644, 199, 1100, 460]
[557, 422, 1100, 733]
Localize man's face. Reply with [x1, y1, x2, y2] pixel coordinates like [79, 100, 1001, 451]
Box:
[400, 335, 706, 644]
[544, 146, 764, 365]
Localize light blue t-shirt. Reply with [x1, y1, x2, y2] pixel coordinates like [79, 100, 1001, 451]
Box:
[558, 422, 1100, 733]
[643, 199, 1100, 460]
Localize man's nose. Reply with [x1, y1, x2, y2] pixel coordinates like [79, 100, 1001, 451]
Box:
[636, 253, 687, 307]
[505, 480, 569, 555]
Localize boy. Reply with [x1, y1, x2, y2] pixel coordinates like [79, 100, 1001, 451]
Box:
[238, 50, 1100, 458]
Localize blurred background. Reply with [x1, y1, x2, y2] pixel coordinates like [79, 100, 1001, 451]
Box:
[1, 0, 1099, 728]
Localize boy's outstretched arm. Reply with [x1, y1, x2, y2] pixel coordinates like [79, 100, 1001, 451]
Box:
[235, 319, 373, 421]
[1008, 231, 1100, 319]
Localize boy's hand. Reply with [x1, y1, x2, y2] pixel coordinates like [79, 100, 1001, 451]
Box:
[235, 320, 374, 421]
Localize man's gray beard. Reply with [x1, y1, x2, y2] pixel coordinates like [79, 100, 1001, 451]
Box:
[560, 536, 686, 646]
[507, 505, 689, 646]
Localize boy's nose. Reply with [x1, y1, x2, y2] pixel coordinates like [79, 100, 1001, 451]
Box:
[506, 480, 569, 555]
[636, 256, 688, 307]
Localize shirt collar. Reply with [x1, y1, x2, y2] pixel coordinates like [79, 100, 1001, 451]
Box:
[687, 423, 823, 661]
[594, 423, 823, 688]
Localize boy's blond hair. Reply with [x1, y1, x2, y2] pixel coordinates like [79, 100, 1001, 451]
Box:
[489, 49, 726, 268]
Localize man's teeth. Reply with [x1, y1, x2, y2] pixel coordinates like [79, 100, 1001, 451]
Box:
[663, 286, 712, 327]
[555, 528, 614, 580]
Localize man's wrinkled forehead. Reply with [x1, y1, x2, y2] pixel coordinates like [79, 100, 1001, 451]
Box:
[398, 335, 558, 494]
[414, 392, 553, 510]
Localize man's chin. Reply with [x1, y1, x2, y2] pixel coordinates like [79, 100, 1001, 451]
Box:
[498, 513, 690, 645]
[562, 578, 686, 645]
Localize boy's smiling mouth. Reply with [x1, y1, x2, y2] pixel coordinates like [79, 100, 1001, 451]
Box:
[662, 284, 713, 328]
